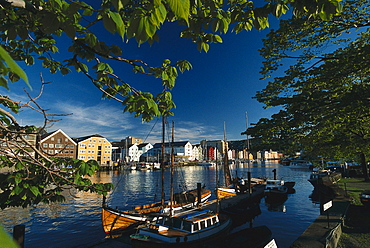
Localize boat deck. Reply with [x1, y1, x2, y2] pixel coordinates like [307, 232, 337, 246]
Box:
[143, 225, 189, 237]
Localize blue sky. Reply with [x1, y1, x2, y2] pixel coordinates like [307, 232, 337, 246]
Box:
[2, 20, 280, 145]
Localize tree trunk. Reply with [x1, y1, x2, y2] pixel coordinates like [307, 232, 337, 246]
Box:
[360, 152, 369, 181]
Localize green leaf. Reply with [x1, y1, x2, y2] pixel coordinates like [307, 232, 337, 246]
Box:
[110, 11, 125, 38]
[214, 35, 223, 43]
[29, 186, 40, 197]
[168, 0, 190, 24]
[102, 12, 116, 34]
[0, 46, 29, 88]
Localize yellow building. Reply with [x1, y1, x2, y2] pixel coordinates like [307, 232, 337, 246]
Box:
[75, 134, 112, 166]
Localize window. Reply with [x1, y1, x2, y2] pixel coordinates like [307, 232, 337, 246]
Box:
[49, 150, 54, 154]
[200, 221, 206, 230]
[57, 138, 62, 143]
[206, 218, 212, 227]
[51, 137, 54, 141]
[49, 144, 54, 148]
[193, 223, 199, 232]
[43, 143, 48, 148]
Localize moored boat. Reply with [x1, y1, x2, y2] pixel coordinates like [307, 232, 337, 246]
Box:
[289, 160, 313, 169]
[102, 188, 212, 234]
[130, 209, 232, 247]
[264, 179, 288, 199]
[308, 170, 341, 188]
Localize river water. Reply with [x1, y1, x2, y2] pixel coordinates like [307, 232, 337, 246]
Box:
[0, 161, 320, 248]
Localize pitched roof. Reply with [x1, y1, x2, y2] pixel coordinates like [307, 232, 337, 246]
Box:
[74, 134, 105, 143]
[39, 129, 76, 145]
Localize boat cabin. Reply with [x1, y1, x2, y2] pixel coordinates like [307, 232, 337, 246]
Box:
[265, 179, 284, 189]
[153, 210, 220, 234]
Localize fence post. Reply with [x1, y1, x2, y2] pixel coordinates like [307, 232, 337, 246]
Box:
[13, 225, 25, 248]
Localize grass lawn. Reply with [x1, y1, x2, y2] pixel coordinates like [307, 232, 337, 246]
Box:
[337, 177, 370, 248]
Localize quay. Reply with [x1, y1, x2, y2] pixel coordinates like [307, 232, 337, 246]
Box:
[291, 177, 351, 248]
[90, 185, 265, 248]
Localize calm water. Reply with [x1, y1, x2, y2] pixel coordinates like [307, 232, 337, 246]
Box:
[0, 161, 320, 248]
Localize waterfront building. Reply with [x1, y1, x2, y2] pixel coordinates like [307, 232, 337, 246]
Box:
[124, 136, 142, 145]
[39, 129, 76, 159]
[74, 134, 112, 166]
[257, 149, 282, 160]
[191, 144, 203, 161]
[0, 128, 37, 160]
[152, 141, 193, 162]
[200, 140, 228, 161]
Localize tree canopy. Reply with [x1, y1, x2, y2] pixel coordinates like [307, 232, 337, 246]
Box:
[0, 0, 343, 208]
[247, 0, 369, 178]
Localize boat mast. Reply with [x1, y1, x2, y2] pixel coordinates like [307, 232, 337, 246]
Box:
[223, 122, 232, 187]
[170, 121, 175, 216]
[161, 116, 166, 206]
[215, 147, 219, 213]
[245, 112, 250, 167]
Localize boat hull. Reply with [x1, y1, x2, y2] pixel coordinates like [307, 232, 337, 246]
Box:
[130, 214, 232, 248]
[102, 188, 212, 233]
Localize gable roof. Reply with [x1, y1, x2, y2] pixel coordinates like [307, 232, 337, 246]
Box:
[138, 143, 151, 149]
[74, 134, 105, 143]
[40, 129, 76, 145]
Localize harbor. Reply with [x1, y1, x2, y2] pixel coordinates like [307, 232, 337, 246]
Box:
[1, 161, 327, 248]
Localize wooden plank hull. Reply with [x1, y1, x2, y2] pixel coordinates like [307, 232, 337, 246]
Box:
[102, 188, 211, 233]
[102, 207, 146, 233]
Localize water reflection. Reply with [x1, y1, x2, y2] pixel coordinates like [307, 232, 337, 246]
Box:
[0, 161, 320, 248]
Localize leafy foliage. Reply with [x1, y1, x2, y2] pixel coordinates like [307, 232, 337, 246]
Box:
[248, 0, 370, 177]
[0, 0, 343, 207]
[0, 0, 342, 121]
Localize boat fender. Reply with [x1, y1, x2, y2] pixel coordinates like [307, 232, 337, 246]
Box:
[176, 237, 180, 243]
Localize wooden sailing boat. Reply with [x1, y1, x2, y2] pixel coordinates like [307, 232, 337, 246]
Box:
[217, 122, 237, 198]
[130, 122, 232, 247]
[217, 122, 265, 198]
[102, 119, 211, 234]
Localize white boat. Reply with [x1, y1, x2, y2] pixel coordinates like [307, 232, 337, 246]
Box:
[130, 209, 232, 247]
[264, 179, 288, 197]
[289, 160, 313, 169]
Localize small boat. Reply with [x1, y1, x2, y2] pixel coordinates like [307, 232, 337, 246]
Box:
[289, 160, 313, 169]
[130, 209, 232, 247]
[360, 191, 370, 207]
[217, 177, 266, 198]
[102, 188, 212, 234]
[264, 179, 288, 198]
[308, 170, 341, 188]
